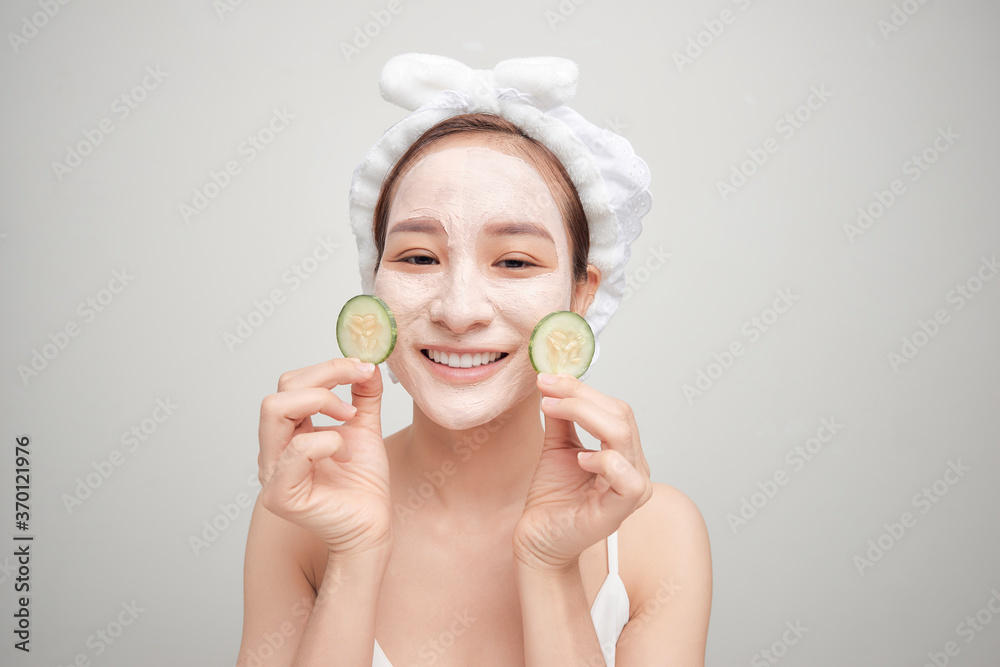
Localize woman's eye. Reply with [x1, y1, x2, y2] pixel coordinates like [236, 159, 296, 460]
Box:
[400, 255, 437, 265]
[497, 258, 535, 269]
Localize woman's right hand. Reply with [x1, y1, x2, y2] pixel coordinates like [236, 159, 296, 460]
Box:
[257, 357, 392, 557]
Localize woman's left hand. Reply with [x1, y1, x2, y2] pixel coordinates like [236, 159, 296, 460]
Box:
[513, 371, 653, 571]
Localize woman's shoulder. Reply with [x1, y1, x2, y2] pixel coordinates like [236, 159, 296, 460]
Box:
[618, 482, 712, 613]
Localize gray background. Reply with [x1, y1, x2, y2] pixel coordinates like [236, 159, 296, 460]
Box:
[1, 0, 998, 665]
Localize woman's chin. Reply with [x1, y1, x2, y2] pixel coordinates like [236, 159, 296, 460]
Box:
[429, 412, 493, 432]
[396, 374, 533, 433]
[415, 387, 514, 430]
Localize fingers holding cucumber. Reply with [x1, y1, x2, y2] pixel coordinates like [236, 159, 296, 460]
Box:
[258, 356, 392, 555]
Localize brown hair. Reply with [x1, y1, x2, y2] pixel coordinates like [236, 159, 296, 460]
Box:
[371, 113, 590, 286]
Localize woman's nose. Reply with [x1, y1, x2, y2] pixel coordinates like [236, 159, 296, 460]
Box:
[427, 261, 496, 334]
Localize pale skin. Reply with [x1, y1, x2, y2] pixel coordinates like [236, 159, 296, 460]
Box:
[237, 135, 712, 666]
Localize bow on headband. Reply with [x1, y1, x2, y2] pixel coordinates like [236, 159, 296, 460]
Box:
[379, 53, 580, 112]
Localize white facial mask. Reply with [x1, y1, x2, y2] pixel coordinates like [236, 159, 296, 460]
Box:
[374, 144, 575, 431]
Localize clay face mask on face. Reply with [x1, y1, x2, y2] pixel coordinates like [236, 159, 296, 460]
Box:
[374, 143, 574, 431]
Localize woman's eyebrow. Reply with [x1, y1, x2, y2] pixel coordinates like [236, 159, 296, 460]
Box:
[482, 221, 554, 243]
[388, 218, 445, 236]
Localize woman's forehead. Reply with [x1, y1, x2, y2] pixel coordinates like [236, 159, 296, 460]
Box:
[390, 144, 561, 221]
[400, 143, 546, 188]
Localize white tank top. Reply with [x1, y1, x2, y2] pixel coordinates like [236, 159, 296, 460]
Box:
[372, 530, 629, 667]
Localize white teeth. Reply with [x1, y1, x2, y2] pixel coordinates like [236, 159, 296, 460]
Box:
[426, 349, 503, 368]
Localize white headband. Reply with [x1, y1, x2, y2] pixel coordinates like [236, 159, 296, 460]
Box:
[348, 53, 652, 383]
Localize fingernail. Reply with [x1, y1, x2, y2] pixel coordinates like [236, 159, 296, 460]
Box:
[577, 451, 594, 462]
[538, 373, 558, 385]
[542, 396, 560, 406]
[355, 361, 374, 373]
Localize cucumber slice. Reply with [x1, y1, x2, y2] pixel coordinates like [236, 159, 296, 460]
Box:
[529, 311, 595, 378]
[336, 295, 397, 364]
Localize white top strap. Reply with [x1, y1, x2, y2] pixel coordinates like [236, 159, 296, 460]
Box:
[607, 530, 619, 576]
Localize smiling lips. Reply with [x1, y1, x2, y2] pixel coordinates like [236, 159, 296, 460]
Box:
[421, 349, 509, 369]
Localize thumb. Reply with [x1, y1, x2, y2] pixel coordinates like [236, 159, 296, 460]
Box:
[350, 361, 384, 435]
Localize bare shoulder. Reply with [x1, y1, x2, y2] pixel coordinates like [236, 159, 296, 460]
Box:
[615, 482, 713, 663]
[620, 482, 712, 596]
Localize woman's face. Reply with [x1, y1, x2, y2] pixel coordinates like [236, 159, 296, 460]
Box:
[374, 139, 578, 431]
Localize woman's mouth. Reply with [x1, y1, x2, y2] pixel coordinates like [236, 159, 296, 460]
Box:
[418, 348, 511, 383]
[421, 349, 509, 368]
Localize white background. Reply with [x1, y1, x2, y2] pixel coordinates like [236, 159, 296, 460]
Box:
[1, 0, 998, 665]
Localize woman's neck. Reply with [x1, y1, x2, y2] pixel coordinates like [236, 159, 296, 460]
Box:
[392, 388, 545, 523]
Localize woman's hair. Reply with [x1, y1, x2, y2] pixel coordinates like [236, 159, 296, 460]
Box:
[371, 113, 590, 286]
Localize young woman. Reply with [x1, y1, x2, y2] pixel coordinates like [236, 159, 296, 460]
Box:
[237, 56, 712, 667]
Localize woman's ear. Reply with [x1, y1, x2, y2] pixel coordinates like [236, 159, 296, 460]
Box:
[570, 264, 602, 317]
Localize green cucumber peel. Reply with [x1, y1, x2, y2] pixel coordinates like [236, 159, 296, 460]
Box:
[528, 310, 595, 378]
[336, 294, 397, 364]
